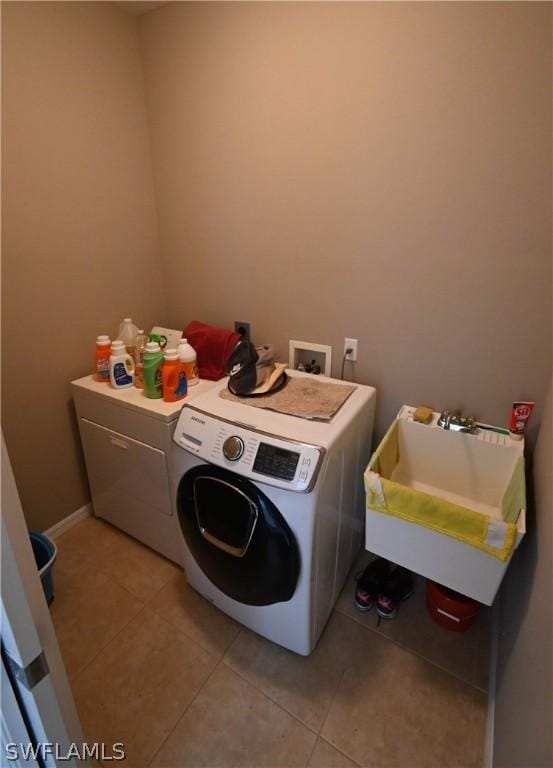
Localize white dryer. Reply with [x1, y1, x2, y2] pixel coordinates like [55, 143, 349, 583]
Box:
[171, 371, 376, 655]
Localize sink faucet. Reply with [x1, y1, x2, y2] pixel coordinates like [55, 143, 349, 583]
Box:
[438, 409, 478, 434]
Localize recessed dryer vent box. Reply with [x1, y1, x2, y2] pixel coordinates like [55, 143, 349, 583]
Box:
[289, 340, 332, 377]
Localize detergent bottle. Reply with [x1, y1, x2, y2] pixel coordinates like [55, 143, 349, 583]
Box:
[94, 335, 111, 383]
[134, 329, 146, 389]
[118, 318, 139, 357]
[143, 341, 164, 399]
[177, 338, 199, 386]
[162, 349, 188, 403]
[109, 340, 134, 389]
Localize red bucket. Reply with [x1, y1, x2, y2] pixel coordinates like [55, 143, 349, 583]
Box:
[426, 579, 481, 632]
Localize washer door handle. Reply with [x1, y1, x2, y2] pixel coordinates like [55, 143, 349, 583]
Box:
[193, 476, 259, 558]
[197, 522, 257, 558]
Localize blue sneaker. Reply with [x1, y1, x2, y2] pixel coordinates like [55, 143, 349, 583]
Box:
[376, 567, 414, 619]
[354, 558, 390, 611]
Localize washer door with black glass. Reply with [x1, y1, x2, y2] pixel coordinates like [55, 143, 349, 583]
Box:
[177, 465, 300, 606]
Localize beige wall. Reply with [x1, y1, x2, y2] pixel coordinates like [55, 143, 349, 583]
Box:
[493, 378, 552, 767]
[1, 2, 166, 530]
[140, 1, 552, 442]
[2, 1, 551, 533]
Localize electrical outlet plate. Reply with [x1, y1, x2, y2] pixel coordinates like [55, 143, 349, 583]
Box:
[234, 321, 251, 342]
[344, 337, 358, 361]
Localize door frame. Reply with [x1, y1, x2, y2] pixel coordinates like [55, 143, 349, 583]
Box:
[1, 435, 84, 766]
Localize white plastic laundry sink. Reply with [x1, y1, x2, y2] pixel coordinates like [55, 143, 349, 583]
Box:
[365, 406, 526, 605]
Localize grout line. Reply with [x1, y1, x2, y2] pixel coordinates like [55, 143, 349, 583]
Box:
[316, 664, 349, 739]
[219, 660, 320, 737]
[304, 735, 319, 767]
[70, 594, 222, 767]
[142, 568, 244, 661]
[98, 571, 150, 604]
[318, 735, 365, 768]
[141, 604, 222, 666]
[69, 602, 149, 685]
[221, 625, 244, 661]
[143, 568, 182, 608]
[145, 655, 231, 768]
[217, 621, 244, 658]
[146, 595, 242, 661]
[335, 604, 490, 694]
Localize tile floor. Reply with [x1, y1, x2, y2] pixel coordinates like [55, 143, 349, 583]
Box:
[51, 517, 489, 768]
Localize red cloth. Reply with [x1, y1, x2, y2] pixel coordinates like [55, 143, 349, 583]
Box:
[183, 321, 241, 381]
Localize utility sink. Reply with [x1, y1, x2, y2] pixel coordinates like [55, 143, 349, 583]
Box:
[365, 406, 526, 605]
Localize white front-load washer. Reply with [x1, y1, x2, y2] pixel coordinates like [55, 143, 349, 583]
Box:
[171, 370, 376, 655]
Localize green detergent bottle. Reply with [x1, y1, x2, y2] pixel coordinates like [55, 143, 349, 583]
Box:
[143, 341, 164, 399]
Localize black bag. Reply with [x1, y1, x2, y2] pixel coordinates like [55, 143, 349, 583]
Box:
[226, 341, 276, 396]
[226, 340, 259, 395]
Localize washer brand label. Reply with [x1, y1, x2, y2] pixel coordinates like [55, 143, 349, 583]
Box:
[191, 415, 206, 425]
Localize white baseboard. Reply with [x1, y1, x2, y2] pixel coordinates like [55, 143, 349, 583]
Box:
[484, 597, 501, 768]
[44, 503, 92, 539]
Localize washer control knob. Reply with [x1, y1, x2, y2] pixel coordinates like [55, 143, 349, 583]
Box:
[223, 436, 244, 461]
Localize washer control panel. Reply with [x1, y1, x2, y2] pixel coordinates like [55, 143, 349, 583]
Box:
[253, 443, 300, 481]
[175, 407, 323, 492]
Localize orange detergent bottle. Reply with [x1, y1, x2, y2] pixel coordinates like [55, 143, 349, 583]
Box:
[94, 335, 111, 382]
[162, 349, 188, 402]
